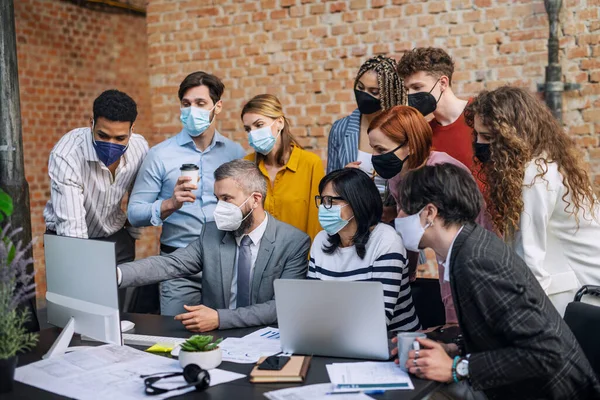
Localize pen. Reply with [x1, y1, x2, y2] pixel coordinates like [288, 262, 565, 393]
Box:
[326, 390, 386, 395]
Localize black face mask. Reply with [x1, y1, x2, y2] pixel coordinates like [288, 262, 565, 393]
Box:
[371, 143, 407, 179]
[407, 79, 441, 117]
[474, 143, 491, 163]
[354, 89, 382, 115]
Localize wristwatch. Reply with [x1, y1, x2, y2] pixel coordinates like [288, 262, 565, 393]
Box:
[456, 358, 470, 380]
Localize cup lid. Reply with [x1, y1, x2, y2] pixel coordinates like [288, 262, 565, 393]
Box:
[181, 164, 199, 171]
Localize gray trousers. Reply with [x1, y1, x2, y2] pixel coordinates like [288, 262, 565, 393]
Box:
[158, 249, 202, 316]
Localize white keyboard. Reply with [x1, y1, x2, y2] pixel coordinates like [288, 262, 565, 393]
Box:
[122, 333, 186, 347]
[81, 333, 186, 348]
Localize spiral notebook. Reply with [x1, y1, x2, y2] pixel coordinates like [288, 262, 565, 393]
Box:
[249, 356, 312, 383]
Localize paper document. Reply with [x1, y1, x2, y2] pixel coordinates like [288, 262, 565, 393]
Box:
[326, 362, 414, 392]
[220, 336, 282, 363]
[15, 344, 245, 400]
[243, 326, 280, 340]
[264, 383, 374, 400]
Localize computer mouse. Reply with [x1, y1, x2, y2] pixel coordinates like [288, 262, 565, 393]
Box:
[120, 320, 135, 332]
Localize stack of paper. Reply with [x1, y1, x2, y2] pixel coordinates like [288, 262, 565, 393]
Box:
[264, 383, 374, 400]
[14, 344, 245, 400]
[326, 362, 414, 392]
[219, 327, 283, 363]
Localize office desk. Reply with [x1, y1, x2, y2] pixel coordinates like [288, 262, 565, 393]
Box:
[8, 313, 441, 399]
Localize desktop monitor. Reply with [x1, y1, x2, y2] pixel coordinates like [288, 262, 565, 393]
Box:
[43, 234, 121, 358]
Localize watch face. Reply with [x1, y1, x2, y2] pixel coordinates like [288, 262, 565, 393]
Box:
[457, 360, 469, 377]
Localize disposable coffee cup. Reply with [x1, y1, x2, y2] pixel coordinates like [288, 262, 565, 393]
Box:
[180, 164, 199, 183]
[397, 332, 426, 372]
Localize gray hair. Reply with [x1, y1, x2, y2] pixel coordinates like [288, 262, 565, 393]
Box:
[214, 159, 267, 199]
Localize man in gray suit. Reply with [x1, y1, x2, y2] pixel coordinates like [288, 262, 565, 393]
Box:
[118, 159, 310, 331]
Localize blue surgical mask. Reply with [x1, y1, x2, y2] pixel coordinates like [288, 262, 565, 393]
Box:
[91, 122, 128, 167]
[180, 105, 215, 137]
[318, 204, 354, 235]
[248, 120, 281, 155]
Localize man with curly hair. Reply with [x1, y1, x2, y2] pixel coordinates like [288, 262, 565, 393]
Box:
[397, 47, 475, 171]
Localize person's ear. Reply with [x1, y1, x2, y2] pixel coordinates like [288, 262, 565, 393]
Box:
[424, 203, 437, 226]
[439, 75, 450, 92]
[252, 192, 262, 208]
[130, 122, 135, 134]
[90, 117, 94, 130]
[214, 100, 223, 116]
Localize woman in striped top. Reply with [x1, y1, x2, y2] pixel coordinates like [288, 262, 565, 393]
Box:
[308, 168, 420, 332]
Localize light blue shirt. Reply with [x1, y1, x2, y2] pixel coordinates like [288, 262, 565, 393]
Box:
[128, 129, 246, 248]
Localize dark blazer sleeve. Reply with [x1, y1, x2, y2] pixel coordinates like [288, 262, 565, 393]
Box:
[464, 257, 563, 391]
[217, 232, 310, 329]
[119, 236, 204, 288]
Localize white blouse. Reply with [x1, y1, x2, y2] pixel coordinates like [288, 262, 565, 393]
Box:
[509, 158, 600, 316]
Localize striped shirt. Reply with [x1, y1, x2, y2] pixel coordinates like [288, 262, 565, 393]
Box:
[308, 223, 420, 332]
[326, 109, 361, 173]
[43, 127, 149, 239]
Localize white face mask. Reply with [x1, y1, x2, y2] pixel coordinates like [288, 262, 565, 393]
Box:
[394, 207, 433, 252]
[213, 194, 254, 231]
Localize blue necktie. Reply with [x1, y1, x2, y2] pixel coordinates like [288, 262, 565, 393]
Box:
[236, 235, 253, 308]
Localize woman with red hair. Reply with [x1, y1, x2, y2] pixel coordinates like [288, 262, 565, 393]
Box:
[368, 105, 494, 325]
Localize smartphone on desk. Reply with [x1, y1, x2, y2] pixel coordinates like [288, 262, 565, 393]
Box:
[257, 355, 291, 370]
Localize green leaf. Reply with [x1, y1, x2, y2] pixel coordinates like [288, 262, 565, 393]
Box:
[0, 188, 13, 222]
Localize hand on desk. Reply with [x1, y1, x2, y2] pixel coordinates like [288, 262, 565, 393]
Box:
[174, 304, 219, 332]
[391, 337, 455, 383]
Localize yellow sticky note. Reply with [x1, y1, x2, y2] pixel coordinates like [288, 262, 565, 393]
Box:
[146, 343, 174, 353]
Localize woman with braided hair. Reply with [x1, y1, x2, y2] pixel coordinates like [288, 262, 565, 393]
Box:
[326, 56, 406, 191]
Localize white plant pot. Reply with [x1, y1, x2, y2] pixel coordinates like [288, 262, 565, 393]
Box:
[178, 348, 222, 370]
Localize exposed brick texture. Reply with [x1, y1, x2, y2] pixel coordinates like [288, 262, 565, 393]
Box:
[144, 0, 600, 186]
[14, 0, 159, 306]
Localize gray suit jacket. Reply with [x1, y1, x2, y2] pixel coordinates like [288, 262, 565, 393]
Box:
[119, 215, 310, 329]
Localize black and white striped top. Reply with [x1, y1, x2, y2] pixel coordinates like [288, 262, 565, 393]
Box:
[308, 223, 420, 332]
[43, 127, 148, 239]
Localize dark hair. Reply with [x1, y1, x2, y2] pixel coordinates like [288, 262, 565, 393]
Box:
[397, 164, 482, 226]
[397, 47, 455, 85]
[92, 89, 137, 126]
[355, 55, 406, 110]
[319, 168, 383, 259]
[178, 71, 225, 104]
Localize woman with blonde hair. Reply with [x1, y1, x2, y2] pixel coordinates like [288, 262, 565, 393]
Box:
[466, 86, 600, 316]
[241, 94, 324, 240]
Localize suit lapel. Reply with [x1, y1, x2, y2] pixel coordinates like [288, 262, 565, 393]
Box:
[251, 217, 275, 303]
[220, 232, 237, 306]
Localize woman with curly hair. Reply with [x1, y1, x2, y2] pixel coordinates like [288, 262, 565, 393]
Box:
[465, 86, 600, 316]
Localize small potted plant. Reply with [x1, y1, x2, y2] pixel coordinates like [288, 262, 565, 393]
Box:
[178, 335, 223, 370]
[0, 190, 39, 393]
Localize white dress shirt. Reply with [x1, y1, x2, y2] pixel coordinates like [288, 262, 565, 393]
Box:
[509, 158, 600, 315]
[229, 213, 269, 309]
[43, 127, 148, 239]
[441, 226, 464, 282]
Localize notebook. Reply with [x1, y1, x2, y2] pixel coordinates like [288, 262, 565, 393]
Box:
[249, 356, 312, 383]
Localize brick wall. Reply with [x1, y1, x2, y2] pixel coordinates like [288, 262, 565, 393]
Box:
[14, 0, 159, 306]
[145, 0, 600, 186]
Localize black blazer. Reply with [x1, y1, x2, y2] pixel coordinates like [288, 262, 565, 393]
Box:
[449, 223, 600, 400]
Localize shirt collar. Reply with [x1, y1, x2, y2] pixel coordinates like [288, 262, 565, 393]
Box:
[442, 225, 464, 282]
[176, 129, 225, 148]
[235, 213, 269, 247]
[285, 145, 300, 172]
[83, 127, 100, 162]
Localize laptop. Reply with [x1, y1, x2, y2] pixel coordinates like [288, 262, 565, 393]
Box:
[274, 279, 389, 360]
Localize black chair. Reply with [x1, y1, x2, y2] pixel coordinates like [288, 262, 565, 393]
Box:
[409, 278, 446, 329]
[564, 285, 600, 377]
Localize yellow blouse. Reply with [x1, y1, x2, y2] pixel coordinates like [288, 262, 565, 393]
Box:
[245, 146, 325, 241]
